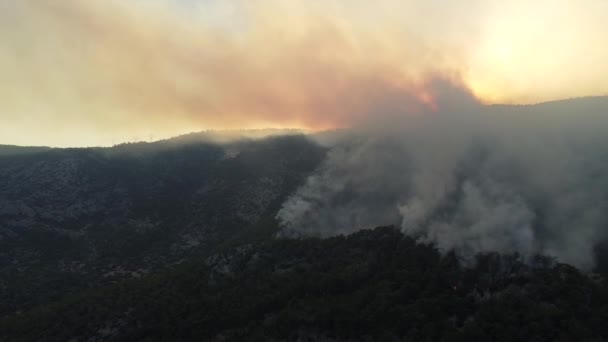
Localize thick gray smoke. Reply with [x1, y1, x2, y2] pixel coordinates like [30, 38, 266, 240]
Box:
[278, 91, 608, 269]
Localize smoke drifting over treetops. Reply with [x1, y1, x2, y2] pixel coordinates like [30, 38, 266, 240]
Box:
[278, 84, 608, 269]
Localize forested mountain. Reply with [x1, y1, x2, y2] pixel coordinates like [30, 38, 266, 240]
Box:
[2, 227, 608, 341]
[0, 135, 325, 317]
[2, 132, 608, 342]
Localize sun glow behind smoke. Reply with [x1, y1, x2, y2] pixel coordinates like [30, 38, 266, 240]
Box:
[1, 0, 607, 146]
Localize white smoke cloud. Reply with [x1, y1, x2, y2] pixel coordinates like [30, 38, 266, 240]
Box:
[278, 90, 608, 269]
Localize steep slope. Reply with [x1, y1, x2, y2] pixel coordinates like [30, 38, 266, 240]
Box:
[0, 135, 326, 316]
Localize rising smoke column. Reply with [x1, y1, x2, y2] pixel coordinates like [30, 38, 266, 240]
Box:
[278, 87, 608, 269]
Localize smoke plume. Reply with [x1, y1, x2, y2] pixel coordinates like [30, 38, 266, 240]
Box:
[2, 1, 608, 146]
[278, 86, 608, 269]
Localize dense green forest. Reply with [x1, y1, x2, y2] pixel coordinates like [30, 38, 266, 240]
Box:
[2, 227, 608, 341]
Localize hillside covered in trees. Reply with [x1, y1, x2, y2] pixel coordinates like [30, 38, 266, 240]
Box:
[2, 227, 608, 341]
[0, 134, 325, 318]
[3, 131, 608, 341]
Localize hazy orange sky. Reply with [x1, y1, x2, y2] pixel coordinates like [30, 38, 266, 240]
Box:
[2, 0, 608, 147]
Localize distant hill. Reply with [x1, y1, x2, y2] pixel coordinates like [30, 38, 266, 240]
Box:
[0, 145, 51, 157]
[489, 95, 608, 116]
[162, 128, 307, 144]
